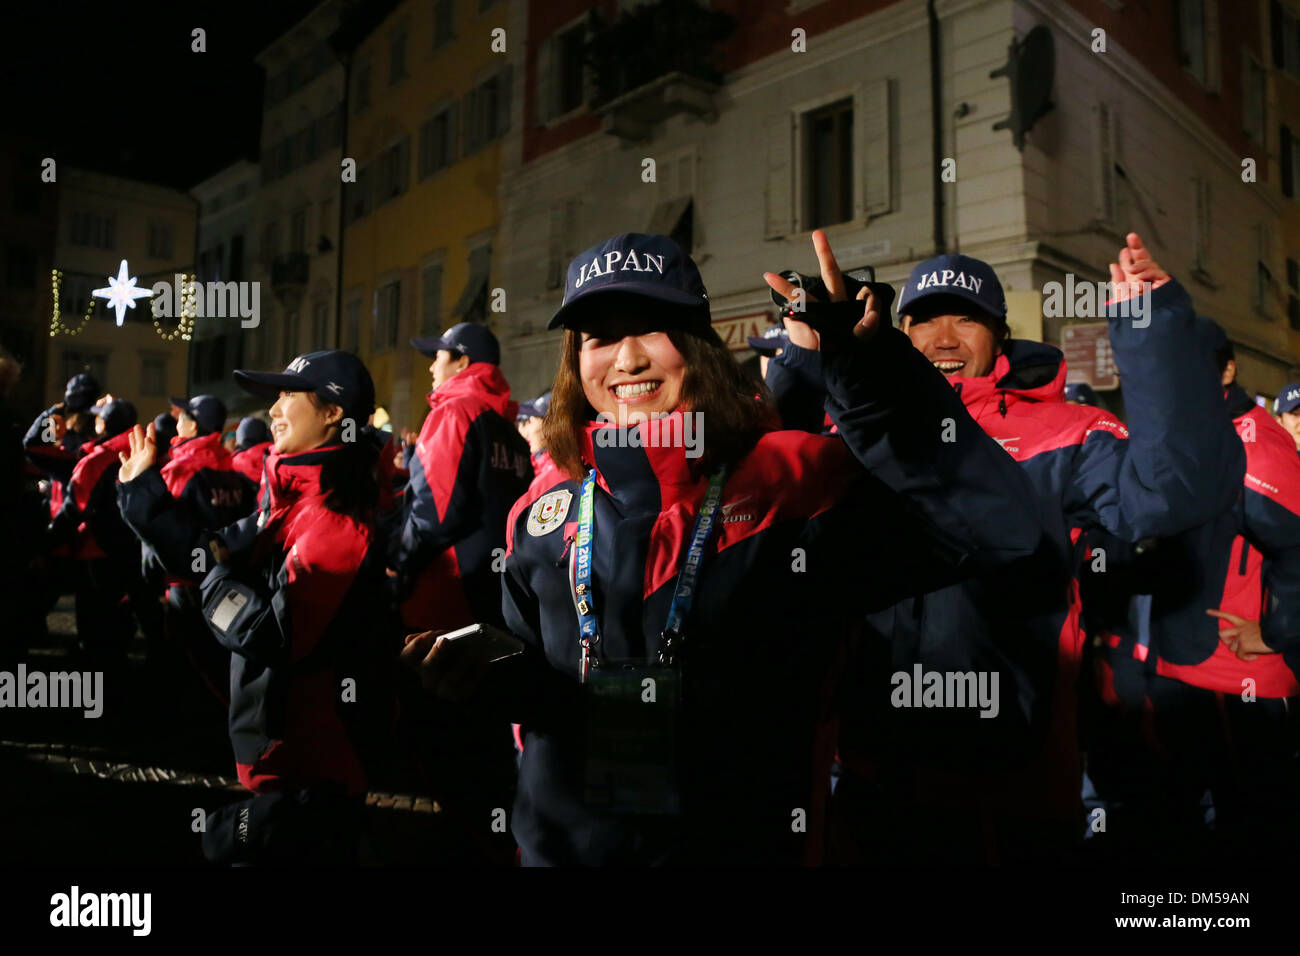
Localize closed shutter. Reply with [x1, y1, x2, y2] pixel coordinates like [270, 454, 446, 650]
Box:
[764, 112, 794, 238]
[858, 78, 893, 219]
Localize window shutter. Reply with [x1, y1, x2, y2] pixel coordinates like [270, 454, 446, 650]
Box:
[496, 64, 514, 138]
[1283, 125, 1294, 198]
[537, 35, 555, 125]
[1094, 102, 1121, 223]
[447, 101, 460, 163]
[397, 136, 409, 194]
[859, 78, 893, 219]
[764, 112, 794, 239]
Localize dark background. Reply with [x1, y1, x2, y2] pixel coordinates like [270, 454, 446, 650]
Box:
[7, 0, 322, 187]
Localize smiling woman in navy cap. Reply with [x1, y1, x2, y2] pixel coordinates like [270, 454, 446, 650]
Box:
[118, 350, 394, 863]
[402, 230, 1042, 866]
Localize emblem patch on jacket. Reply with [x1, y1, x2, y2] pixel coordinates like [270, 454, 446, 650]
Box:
[527, 489, 572, 536]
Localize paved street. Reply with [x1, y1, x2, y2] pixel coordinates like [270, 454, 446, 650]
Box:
[0, 597, 516, 866]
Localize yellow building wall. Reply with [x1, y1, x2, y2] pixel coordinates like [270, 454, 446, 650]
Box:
[343, 0, 510, 434]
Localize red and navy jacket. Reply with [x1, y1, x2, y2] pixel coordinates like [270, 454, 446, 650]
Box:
[24, 406, 93, 525]
[395, 363, 532, 631]
[1150, 385, 1300, 697]
[117, 432, 257, 588]
[231, 440, 272, 484]
[141, 445, 392, 795]
[496, 325, 1043, 866]
[776, 281, 1244, 819]
[54, 430, 138, 561]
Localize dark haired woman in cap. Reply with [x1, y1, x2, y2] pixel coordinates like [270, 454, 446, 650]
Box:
[119, 351, 394, 863]
[404, 232, 1043, 865]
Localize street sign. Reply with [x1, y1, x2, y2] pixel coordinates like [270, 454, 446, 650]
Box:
[712, 312, 770, 352]
[1061, 322, 1118, 390]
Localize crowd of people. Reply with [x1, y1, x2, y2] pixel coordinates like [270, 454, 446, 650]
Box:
[3, 226, 1299, 866]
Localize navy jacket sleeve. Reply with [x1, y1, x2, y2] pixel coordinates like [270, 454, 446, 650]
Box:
[821, 321, 1043, 574]
[117, 468, 210, 578]
[394, 403, 482, 579]
[764, 344, 827, 433]
[1064, 279, 1244, 541]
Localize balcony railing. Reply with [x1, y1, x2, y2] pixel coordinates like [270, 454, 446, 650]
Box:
[587, 0, 733, 141]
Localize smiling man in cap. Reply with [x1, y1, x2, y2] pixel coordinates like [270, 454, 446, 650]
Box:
[1276, 382, 1300, 454]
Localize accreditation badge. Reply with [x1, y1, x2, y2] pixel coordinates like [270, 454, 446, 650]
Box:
[583, 665, 681, 816]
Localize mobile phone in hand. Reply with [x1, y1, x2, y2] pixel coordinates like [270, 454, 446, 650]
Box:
[439, 623, 525, 664]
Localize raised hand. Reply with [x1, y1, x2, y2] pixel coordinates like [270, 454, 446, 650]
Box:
[762, 230, 882, 342]
[117, 422, 157, 483]
[1108, 232, 1170, 303]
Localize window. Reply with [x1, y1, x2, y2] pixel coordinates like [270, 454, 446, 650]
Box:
[435, 0, 455, 48]
[390, 22, 409, 84]
[421, 260, 443, 335]
[70, 211, 115, 248]
[1275, 0, 1300, 78]
[141, 357, 166, 396]
[353, 59, 371, 114]
[344, 299, 361, 353]
[317, 200, 332, 249]
[464, 67, 512, 154]
[374, 138, 410, 204]
[148, 221, 174, 259]
[230, 234, 245, 281]
[1289, 258, 1300, 331]
[1243, 54, 1266, 143]
[6, 244, 35, 289]
[419, 103, 458, 178]
[376, 281, 400, 349]
[802, 98, 854, 230]
[345, 164, 371, 224]
[479, 0, 499, 11]
[60, 350, 108, 387]
[1283, 126, 1300, 199]
[291, 208, 307, 252]
[312, 302, 329, 349]
[284, 310, 300, 362]
[1175, 0, 1220, 88]
[539, 21, 588, 123]
[262, 221, 280, 265]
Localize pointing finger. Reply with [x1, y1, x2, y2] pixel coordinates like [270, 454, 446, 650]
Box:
[812, 230, 846, 301]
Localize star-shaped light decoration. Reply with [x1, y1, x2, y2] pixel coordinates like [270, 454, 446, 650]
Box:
[92, 259, 153, 327]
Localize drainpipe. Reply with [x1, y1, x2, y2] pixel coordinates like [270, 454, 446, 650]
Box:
[335, 53, 350, 350]
[928, 0, 946, 256]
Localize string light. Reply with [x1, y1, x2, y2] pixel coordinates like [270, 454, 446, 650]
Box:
[153, 273, 196, 343]
[49, 269, 95, 337]
[51, 268, 195, 342]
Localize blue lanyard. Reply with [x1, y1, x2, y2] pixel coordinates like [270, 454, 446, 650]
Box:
[572, 467, 727, 679]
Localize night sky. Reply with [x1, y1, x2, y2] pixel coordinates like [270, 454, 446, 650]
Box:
[8, 0, 322, 189]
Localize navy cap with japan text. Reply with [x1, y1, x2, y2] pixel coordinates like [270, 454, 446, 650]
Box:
[1276, 383, 1300, 416]
[548, 233, 710, 331]
[898, 254, 1007, 320]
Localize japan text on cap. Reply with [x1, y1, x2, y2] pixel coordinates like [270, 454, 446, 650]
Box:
[234, 350, 376, 423]
[1276, 383, 1300, 416]
[410, 322, 501, 365]
[898, 254, 1007, 320]
[548, 233, 710, 331]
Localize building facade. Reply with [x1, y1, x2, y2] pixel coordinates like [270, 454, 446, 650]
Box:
[493, 0, 1300, 402]
[337, 0, 518, 432]
[189, 159, 260, 416]
[46, 167, 196, 418]
[249, 0, 346, 394]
